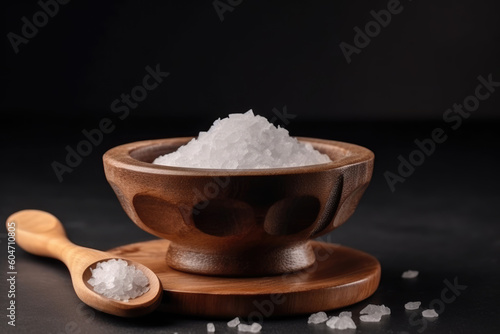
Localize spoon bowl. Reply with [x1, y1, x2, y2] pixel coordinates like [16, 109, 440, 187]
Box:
[6, 210, 162, 317]
[80, 258, 162, 316]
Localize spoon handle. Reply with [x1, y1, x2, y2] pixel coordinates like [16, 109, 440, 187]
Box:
[6, 210, 103, 267]
[6, 210, 163, 317]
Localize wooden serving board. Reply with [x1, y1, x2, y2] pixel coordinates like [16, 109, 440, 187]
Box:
[108, 240, 380, 318]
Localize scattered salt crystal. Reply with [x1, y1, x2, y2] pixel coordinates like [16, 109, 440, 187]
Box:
[357, 304, 391, 323]
[227, 317, 240, 327]
[153, 110, 332, 169]
[207, 323, 215, 332]
[402, 270, 419, 279]
[360, 304, 391, 316]
[237, 324, 251, 332]
[237, 322, 262, 332]
[87, 259, 149, 301]
[339, 311, 352, 318]
[326, 316, 339, 328]
[422, 309, 439, 318]
[405, 301, 421, 310]
[326, 316, 356, 330]
[250, 323, 262, 333]
[308, 311, 328, 324]
[360, 313, 382, 322]
[336, 316, 357, 330]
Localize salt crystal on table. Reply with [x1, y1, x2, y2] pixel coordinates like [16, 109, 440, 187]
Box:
[227, 317, 240, 327]
[360, 313, 382, 322]
[250, 323, 262, 332]
[237, 324, 252, 332]
[87, 259, 149, 301]
[237, 322, 262, 332]
[405, 301, 421, 310]
[207, 323, 215, 332]
[335, 316, 357, 330]
[358, 304, 390, 323]
[308, 311, 328, 324]
[422, 309, 439, 318]
[153, 110, 331, 169]
[402, 270, 419, 279]
[360, 304, 378, 315]
[339, 311, 352, 318]
[360, 304, 391, 316]
[326, 315, 356, 330]
[326, 316, 339, 328]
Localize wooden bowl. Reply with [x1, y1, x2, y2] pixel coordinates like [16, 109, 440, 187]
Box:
[103, 137, 374, 277]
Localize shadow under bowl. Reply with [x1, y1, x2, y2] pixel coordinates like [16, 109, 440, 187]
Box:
[103, 137, 374, 277]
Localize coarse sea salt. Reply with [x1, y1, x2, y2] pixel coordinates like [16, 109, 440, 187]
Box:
[87, 259, 149, 302]
[359, 304, 391, 323]
[227, 317, 240, 327]
[405, 301, 421, 310]
[153, 110, 332, 169]
[326, 316, 339, 328]
[207, 322, 215, 332]
[338, 311, 352, 318]
[402, 270, 419, 279]
[308, 311, 328, 324]
[360, 304, 391, 316]
[325, 311, 356, 330]
[422, 309, 439, 318]
[237, 322, 262, 332]
[360, 313, 382, 322]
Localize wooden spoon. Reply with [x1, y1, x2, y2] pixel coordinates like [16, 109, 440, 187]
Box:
[6, 210, 163, 317]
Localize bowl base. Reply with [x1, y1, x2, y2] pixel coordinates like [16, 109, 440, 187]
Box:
[108, 239, 381, 318]
[165, 241, 317, 277]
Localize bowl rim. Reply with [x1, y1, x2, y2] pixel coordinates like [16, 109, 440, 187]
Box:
[103, 137, 374, 176]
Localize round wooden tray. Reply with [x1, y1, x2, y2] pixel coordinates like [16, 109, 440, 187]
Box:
[108, 240, 380, 318]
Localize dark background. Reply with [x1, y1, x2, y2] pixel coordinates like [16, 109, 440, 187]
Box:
[1, 0, 499, 333]
[3, 0, 500, 121]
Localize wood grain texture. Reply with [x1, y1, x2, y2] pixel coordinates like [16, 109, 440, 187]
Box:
[6, 210, 163, 317]
[109, 239, 381, 318]
[103, 137, 374, 276]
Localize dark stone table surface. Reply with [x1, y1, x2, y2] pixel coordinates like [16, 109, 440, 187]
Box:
[1, 119, 499, 333]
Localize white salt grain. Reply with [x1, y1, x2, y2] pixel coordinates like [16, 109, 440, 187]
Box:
[250, 323, 262, 333]
[335, 316, 357, 330]
[405, 301, 421, 310]
[360, 304, 391, 316]
[207, 323, 215, 332]
[227, 317, 240, 327]
[326, 316, 356, 330]
[87, 259, 149, 302]
[153, 110, 332, 169]
[237, 324, 251, 332]
[360, 313, 382, 322]
[422, 309, 439, 318]
[237, 322, 262, 332]
[308, 311, 328, 324]
[326, 316, 339, 328]
[339, 311, 352, 318]
[402, 270, 419, 279]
